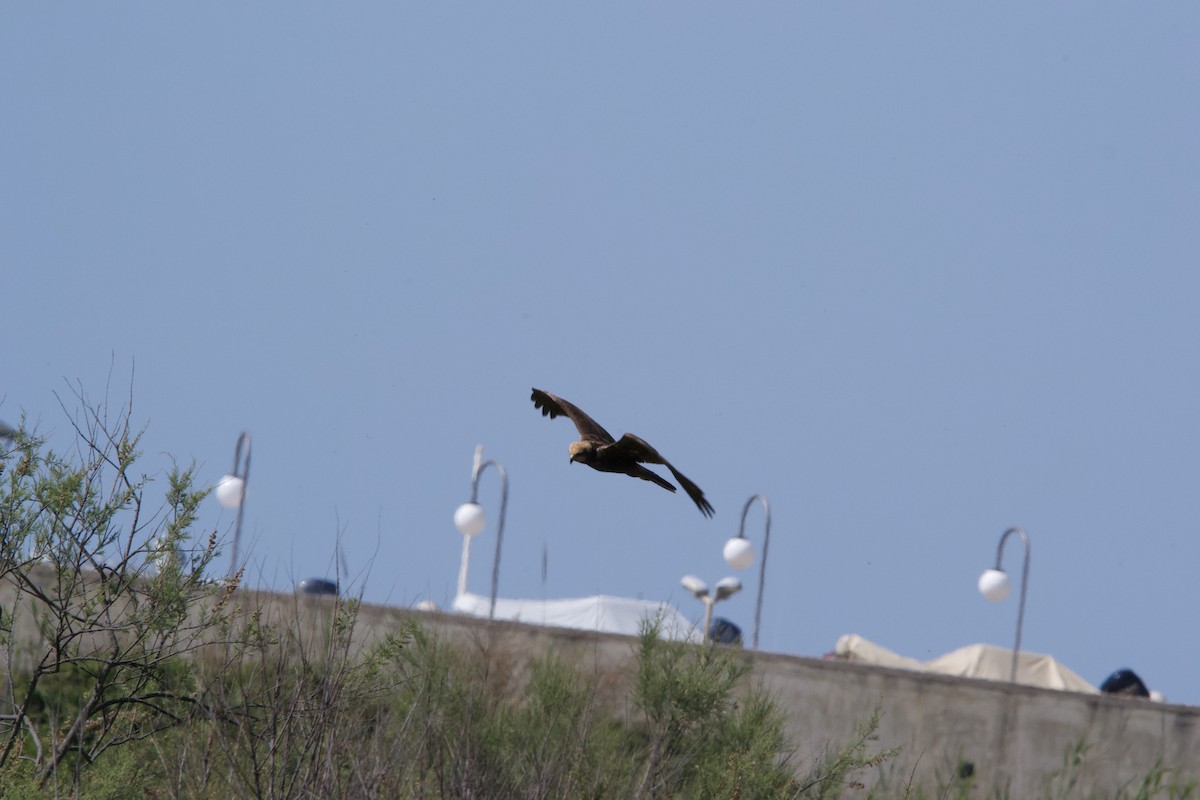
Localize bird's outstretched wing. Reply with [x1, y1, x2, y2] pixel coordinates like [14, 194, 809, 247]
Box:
[609, 434, 715, 518]
[530, 388, 615, 444]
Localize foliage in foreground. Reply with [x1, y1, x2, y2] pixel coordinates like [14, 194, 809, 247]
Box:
[0, 390, 888, 799]
[0, 386, 231, 791]
[2, 608, 886, 799]
[1, 385, 1196, 799]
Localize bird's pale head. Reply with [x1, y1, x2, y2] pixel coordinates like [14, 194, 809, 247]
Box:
[568, 441, 596, 465]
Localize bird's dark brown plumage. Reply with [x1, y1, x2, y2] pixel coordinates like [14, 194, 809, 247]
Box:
[531, 388, 715, 518]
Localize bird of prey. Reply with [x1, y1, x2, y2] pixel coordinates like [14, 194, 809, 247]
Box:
[530, 388, 714, 518]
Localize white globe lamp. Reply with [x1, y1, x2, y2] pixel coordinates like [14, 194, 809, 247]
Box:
[723, 537, 755, 570]
[978, 568, 1011, 603]
[454, 502, 486, 537]
[215, 475, 246, 509]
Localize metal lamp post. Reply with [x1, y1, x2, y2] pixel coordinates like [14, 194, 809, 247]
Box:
[216, 432, 251, 578]
[453, 444, 508, 621]
[978, 525, 1031, 683]
[681, 574, 742, 644]
[722, 493, 771, 649]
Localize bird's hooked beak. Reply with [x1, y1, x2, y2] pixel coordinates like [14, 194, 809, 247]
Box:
[568, 454, 576, 464]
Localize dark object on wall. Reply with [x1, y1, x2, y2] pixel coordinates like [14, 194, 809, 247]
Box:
[296, 577, 339, 596]
[1100, 668, 1149, 697]
[708, 617, 743, 646]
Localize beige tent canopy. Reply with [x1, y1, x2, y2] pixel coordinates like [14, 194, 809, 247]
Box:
[834, 634, 1096, 693]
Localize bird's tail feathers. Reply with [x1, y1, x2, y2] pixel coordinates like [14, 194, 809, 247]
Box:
[633, 466, 677, 493]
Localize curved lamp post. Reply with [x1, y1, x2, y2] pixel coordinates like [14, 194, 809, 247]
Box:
[453, 444, 508, 621]
[722, 494, 771, 649]
[977, 525, 1031, 683]
[216, 432, 251, 578]
[681, 575, 742, 645]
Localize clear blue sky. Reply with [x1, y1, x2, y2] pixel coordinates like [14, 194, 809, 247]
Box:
[4, 5, 1199, 704]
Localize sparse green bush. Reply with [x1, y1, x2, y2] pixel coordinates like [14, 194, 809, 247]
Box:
[0, 386, 233, 791]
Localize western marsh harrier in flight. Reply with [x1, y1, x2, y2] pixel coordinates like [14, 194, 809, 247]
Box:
[530, 388, 714, 518]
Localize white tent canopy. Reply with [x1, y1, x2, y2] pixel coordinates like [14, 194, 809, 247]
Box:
[835, 634, 1096, 693]
[453, 591, 700, 642]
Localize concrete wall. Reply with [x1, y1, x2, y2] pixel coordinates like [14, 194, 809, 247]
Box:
[4, 570, 1196, 797]
[342, 599, 1200, 797]
[751, 651, 1200, 796]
